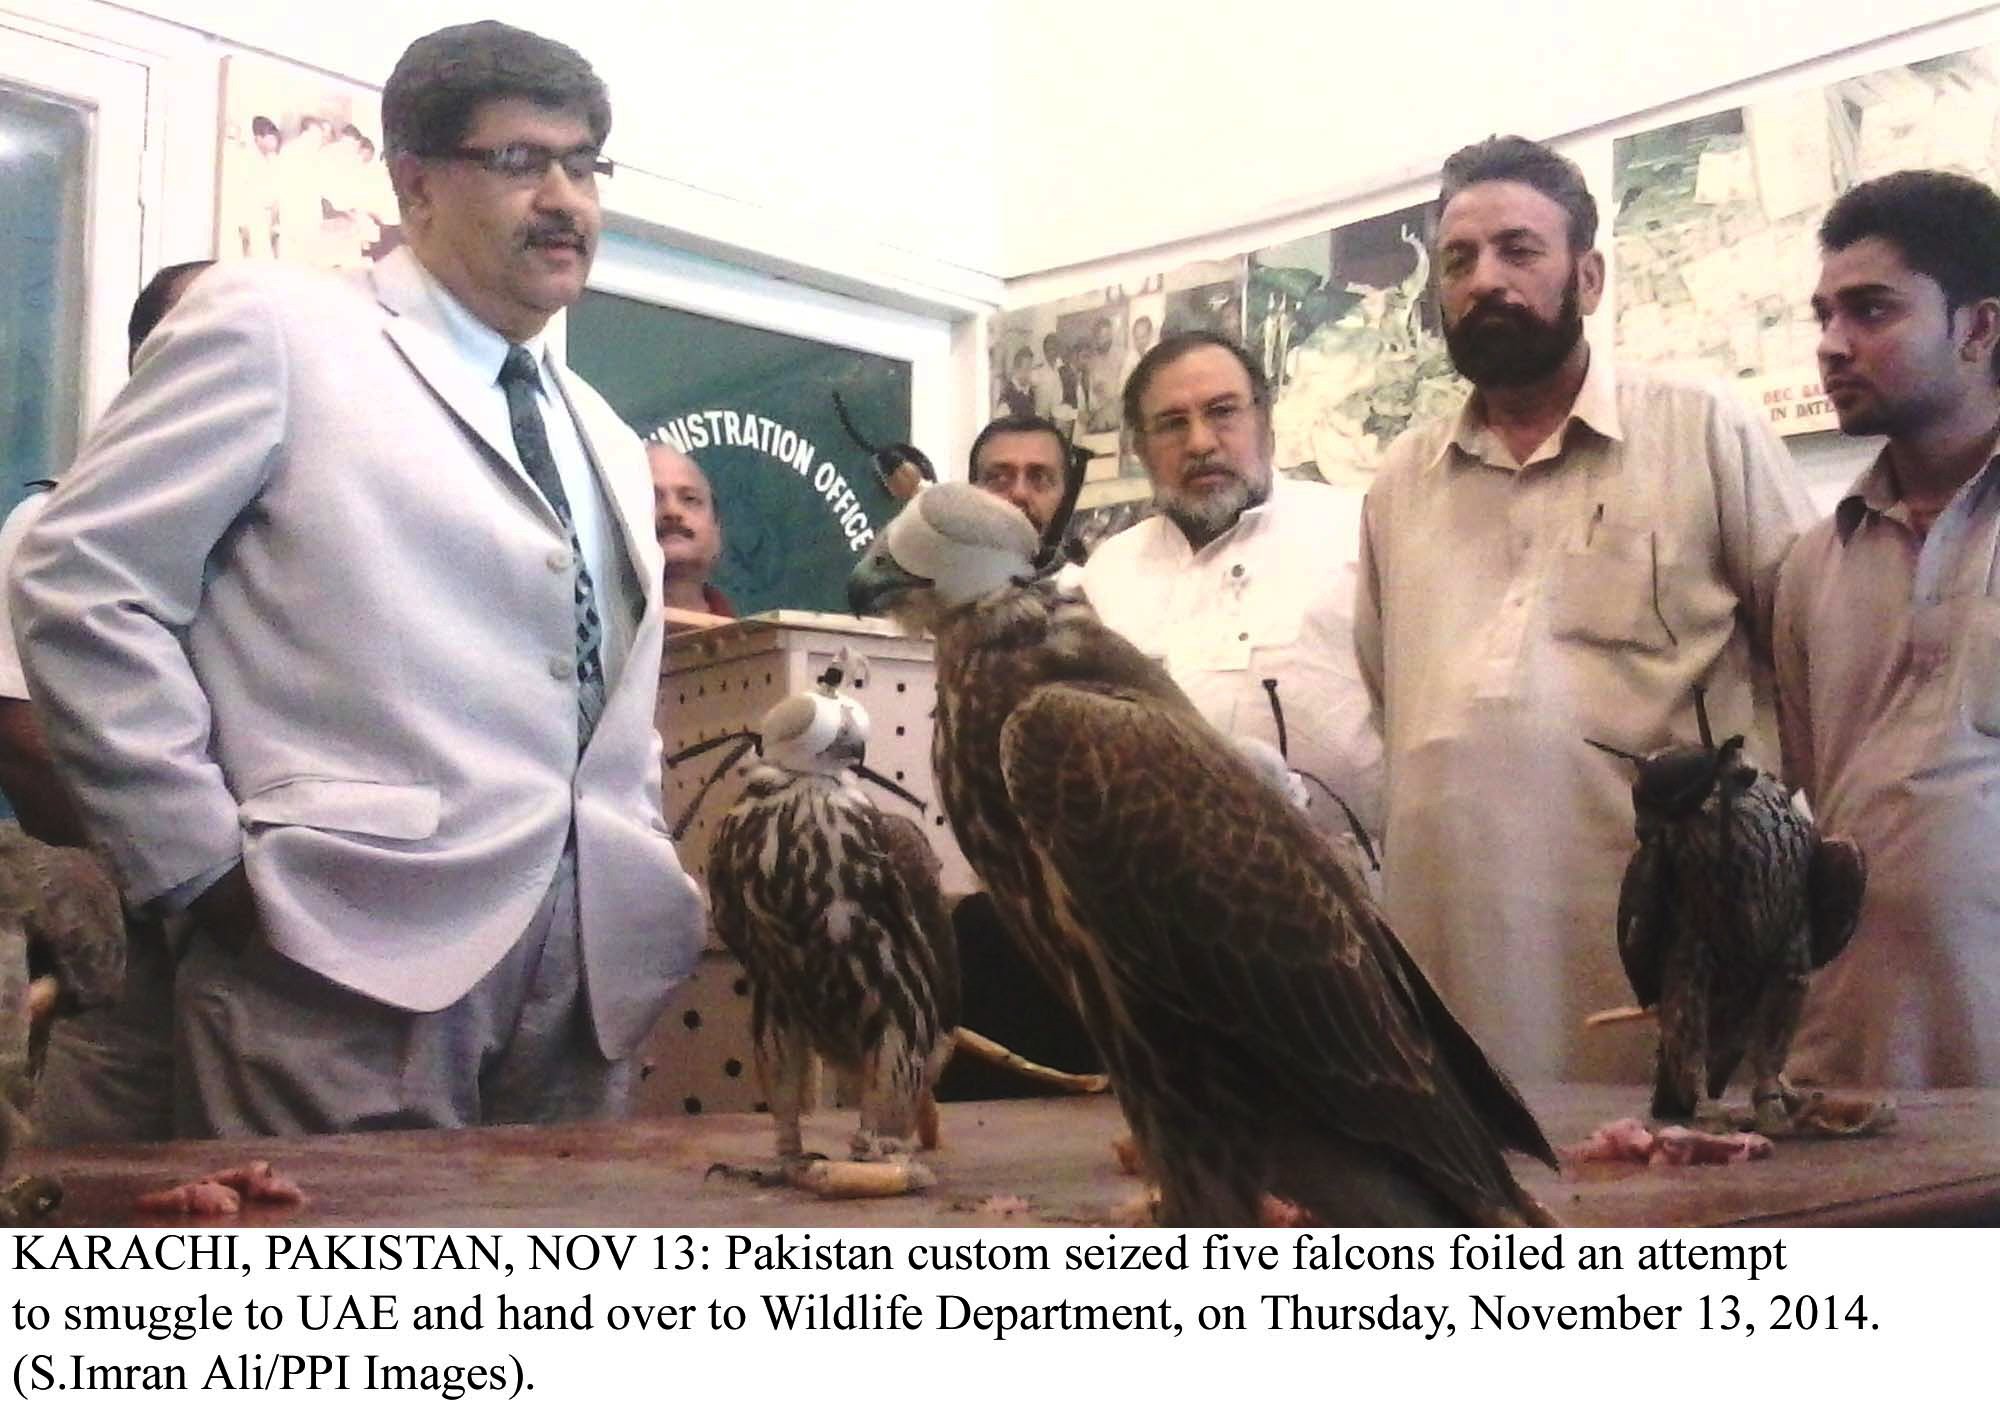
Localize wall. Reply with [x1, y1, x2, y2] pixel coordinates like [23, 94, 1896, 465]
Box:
[996, 0, 1993, 280]
[10, 0, 2000, 480]
[102, 0, 1005, 310]
[998, 4, 2000, 502]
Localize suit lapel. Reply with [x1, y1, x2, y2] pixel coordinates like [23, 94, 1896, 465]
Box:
[370, 249, 541, 504]
[548, 366, 652, 609]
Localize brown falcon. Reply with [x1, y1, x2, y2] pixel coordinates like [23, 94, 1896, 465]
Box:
[848, 484, 1556, 1226]
[1592, 700, 1866, 1133]
[706, 669, 958, 1178]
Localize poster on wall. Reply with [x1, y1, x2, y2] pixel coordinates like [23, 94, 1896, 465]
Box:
[1247, 201, 1462, 488]
[988, 256, 1244, 552]
[214, 54, 400, 269]
[566, 290, 911, 617]
[1613, 45, 2000, 435]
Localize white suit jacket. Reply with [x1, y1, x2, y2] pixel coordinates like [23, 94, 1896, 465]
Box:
[8, 248, 703, 1057]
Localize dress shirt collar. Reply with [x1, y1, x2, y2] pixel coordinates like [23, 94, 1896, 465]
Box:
[1432, 342, 1621, 472]
[407, 257, 556, 389]
[1836, 444, 2000, 542]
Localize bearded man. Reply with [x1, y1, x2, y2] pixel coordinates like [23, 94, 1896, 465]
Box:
[1083, 332, 1383, 851]
[1354, 134, 1814, 1082]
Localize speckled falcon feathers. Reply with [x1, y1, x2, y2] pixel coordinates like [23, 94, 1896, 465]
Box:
[707, 752, 956, 1163]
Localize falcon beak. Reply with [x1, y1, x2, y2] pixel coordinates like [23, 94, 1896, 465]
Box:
[1585, 738, 1644, 765]
[847, 541, 931, 617]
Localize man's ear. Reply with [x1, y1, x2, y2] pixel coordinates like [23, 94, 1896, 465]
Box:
[389, 152, 432, 233]
[1959, 296, 2000, 368]
[1577, 247, 1607, 317]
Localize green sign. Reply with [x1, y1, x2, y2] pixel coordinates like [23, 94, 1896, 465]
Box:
[567, 289, 912, 615]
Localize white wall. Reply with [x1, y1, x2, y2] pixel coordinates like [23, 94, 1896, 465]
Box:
[996, 0, 1995, 279]
[98, 0, 1006, 310]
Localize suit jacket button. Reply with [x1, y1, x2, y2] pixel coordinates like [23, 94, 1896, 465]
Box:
[549, 655, 571, 680]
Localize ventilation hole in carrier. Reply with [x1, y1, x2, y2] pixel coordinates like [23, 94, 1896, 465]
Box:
[732, 977, 750, 997]
[684, 1096, 703, 1115]
[895, 725, 907, 737]
[896, 682, 907, 693]
[682, 1009, 703, 1030]
[723, 1059, 744, 1079]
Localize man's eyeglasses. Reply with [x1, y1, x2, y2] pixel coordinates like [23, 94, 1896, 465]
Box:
[1140, 398, 1258, 444]
[437, 142, 613, 185]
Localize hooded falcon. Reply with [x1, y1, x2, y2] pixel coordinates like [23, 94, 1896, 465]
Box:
[848, 484, 1556, 1227]
[1593, 705, 1866, 1133]
[706, 668, 958, 1177]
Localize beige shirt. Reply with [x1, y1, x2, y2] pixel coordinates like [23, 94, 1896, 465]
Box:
[1775, 452, 2000, 1087]
[1084, 477, 1384, 839]
[1356, 352, 1813, 1081]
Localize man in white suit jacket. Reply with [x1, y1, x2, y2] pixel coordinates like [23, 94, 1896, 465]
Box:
[9, 22, 703, 1135]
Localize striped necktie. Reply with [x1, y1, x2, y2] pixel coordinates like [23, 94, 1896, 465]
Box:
[499, 344, 606, 745]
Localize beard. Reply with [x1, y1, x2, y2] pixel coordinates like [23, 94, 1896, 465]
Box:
[1444, 267, 1585, 388]
[1155, 461, 1270, 548]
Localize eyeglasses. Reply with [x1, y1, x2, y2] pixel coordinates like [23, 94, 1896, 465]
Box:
[1139, 398, 1258, 444]
[438, 142, 613, 185]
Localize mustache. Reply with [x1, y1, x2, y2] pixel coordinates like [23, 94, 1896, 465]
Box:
[523, 218, 589, 252]
[656, 520, 697, 540]
[1454, 298, 1541, 336]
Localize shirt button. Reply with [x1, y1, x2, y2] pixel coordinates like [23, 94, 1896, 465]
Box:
[1230, 563, 1245, 577]
[1238, 631, 1249, 642]
[548, 549, 572, 572]
[549, 656, 571, 680]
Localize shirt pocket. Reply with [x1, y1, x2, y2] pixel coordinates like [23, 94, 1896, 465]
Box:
[1957, 596, 2000, 737]
[1549, 522, 1675, 654]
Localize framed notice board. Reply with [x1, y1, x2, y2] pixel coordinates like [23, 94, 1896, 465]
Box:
[567, 290, 913, 615]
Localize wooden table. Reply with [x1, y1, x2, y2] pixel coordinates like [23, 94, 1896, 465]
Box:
[12, 1086, 1993, 1227]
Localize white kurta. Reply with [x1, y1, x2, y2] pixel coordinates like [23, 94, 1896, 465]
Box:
[1356, 353, 1813, 1082]
[1083, 476, 1384, 840]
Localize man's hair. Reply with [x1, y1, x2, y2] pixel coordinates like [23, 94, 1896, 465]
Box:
[127, 260, 214, 363]
[1439, 134, 1598, 252]
[1121, 330, 1270, 430]
[1821, 170, 2000, 380]
[1012, 346, 1034, 367]
[382, 20, 611, 159]
[968, 414, 1068, 483]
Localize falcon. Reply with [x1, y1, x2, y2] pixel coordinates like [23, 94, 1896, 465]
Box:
[706, 664, 958, 1180]
[848, 484, 1556, 1226]
[1592, 700, 1866, 1132]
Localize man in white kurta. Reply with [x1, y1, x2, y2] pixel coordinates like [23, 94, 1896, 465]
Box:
[1356, 136, 1813, 1083]
[1085, 333, 1383, 848]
